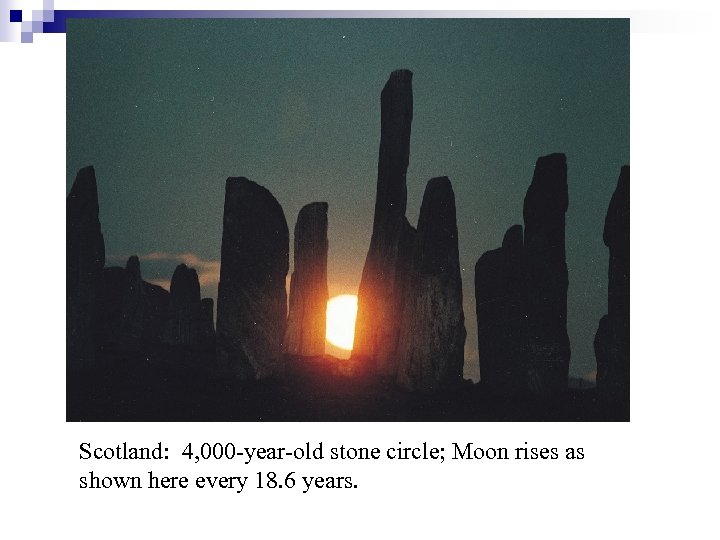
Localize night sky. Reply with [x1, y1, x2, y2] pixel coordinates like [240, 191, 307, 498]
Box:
[66, 18, 629, 382]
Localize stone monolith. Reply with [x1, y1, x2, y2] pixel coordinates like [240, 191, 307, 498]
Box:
[216, 177, 289, 379]
[285, 202, 329, 357]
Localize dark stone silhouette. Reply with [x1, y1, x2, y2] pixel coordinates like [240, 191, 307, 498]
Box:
[475, 224, 525, 394]
[98, 257, 170, 352]
[285, 202, 329, 357]
[121, 255, 144, 343]
[595, 165, 630, 418]
[66, 86, 617, 422]
[354, 69, 417, 375]
[604, 166, 630, 325]
[164, 264, 203, 347]
[475, 154, 570, 397]
[396, 177, 465, 392]
[199, 298, 216, 350]
[67, 166, 105, 368]
[98, 266, 127, 350]
[522, 153, 571, 396]
[216, 177, 289, 380]
[142, 281, 171, 345]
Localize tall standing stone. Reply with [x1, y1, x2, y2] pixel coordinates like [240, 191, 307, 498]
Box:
[475, 224, 525, 394]
[595, 165, 630, 418]
[396, 177, 465, 392]
[121, 255, 145, 343]
[199, 298, 216, 350]
[353, 69, 416, 375]
[216, 177, 289, 379]
[522, 153, 570, 396]
[165, 264, 202, 347]
[604, 166, 630, 327]
[285, 202, 329, 357]
[67, 166, 105, 368]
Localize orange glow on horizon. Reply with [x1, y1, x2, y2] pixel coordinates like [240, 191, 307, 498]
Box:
[326, 294, 358, 351]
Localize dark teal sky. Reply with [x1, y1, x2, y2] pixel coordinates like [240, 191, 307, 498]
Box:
[67, 18, 629, 382]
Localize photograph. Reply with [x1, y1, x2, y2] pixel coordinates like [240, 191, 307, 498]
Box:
[66, 17, 629, 421]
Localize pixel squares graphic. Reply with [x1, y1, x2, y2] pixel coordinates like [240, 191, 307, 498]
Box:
[2, 0, 53, 42]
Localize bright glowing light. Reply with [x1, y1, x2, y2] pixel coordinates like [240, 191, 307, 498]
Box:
[326, 294, 358, 351]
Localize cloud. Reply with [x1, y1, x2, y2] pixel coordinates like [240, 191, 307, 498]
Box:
[106, 252, 220, 295]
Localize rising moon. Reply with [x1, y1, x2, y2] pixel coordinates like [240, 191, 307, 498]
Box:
[326, 294, 358, 351]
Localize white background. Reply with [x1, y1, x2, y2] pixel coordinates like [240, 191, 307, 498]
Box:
[1, 0, 719, 537]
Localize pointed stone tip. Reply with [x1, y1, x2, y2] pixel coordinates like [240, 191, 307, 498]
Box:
[225, 177, 282, 205]
[226, 176, 252, 189]
[524, 153, 569, 220]
[420, 177, 455, 219]
[428, 175, 450, 187]
[475, 246, 503, 274]
[69, 165, 97, 197]
[475, 250, 490, 270]
[300, 201, 329, 214]
[530, 152, 567, 190]
[390, 69, 413, 81]
[425, 176, 453, 197]
[603, 165, 630, 248]
[536, 152, 566, 169]
[384, 70, 413, 92]
[126, 255, 140, 271]
[502, 224, 523, 248]
[619, 165, 630, 185]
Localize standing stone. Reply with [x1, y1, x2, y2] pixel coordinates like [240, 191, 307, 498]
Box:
[141, 281, 170, 346]
[285, 202, 329, 357]
[604, 166, 630, 326]
[67, 166, 105, 368]
[475, 224, 525, 394]
[353, 69, 416, 375]
[595, 165, 630, 418]
[522, 153, 571, 396]
[396, 177, 465, 392]
[99, 257, 170, 353]
[99, 255, 145, 351]
[165, 264, 202, 347]
[199, 298, 216, 350]
[216, 177, 289, 379]
[121, 255, 144, 343]
[98, 266, 128, 350]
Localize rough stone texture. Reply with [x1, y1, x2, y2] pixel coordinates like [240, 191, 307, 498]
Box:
[475, 224, 525, 394]
[595, 165, 630, 418]
[216, 177, 289, 379]
[522, 153, 571, 396]
[353, 69, 417, 375]
[285, 202, 329, 357]
[67, 166, 105, 368]
[396, 177, 465, 392]
[165, 264, 203, 347]
[199, 298, 216, 350]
